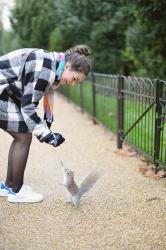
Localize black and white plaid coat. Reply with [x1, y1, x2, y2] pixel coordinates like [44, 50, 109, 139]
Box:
[0, 48, 59, 140]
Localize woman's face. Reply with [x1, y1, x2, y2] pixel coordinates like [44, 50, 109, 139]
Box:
[60, 62, 86, 86]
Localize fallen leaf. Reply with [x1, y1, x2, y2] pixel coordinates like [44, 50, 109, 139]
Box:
[138, 165, 151, 174]
[153, 175, 161, 180]
[138, 167, 145, 174]
[157, 170, 166, 178]
[114, 150, 128, 157]
[140, 157, 148, 163]
[138, 165, 166, 179]
[144, 166, 152, 172]
[146, 197, 162, 202]
[126, 147, 134, 153]
[144, 169, 156, 178]
[128, 152, 137, 157]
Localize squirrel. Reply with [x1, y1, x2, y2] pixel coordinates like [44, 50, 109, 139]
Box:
[59, 161, 104, 208]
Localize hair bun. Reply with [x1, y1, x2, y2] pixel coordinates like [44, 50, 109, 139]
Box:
[72, 44, 91, 57]
[75, 45, 91, 56]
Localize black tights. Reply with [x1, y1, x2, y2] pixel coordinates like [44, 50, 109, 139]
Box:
[5, 131, 32, 193]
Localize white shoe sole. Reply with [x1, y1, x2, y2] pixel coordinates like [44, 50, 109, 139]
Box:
[8, 194, 44, 203]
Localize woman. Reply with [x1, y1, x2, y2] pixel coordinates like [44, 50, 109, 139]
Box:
[0, 44, 91, 203]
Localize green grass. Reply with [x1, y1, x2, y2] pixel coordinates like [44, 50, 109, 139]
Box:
[59, 83, 166, 165]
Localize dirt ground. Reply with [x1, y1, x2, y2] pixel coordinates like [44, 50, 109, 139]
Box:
[0, 92, 166, 250]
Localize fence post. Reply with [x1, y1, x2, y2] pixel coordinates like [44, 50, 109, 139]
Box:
[80, 82, 84, 113]
[154, 80, 163, 172]
[92, 72, 97, 124]
[117, 76, 124, 149]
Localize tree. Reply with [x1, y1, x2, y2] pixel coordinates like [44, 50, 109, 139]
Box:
[125, 0, 166, 78]
[10, 0, 166, 78]
[10, 0, 56, 48]
[0, 30, 20, 55]
[53, 0, 133, 74]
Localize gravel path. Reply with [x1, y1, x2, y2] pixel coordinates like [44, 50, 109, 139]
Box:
[0, 92, 166, 250]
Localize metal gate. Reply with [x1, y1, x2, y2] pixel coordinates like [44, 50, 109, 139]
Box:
[117, 76, 166, 170]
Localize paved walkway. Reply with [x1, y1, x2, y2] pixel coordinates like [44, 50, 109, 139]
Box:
[0, 92, 166, 250]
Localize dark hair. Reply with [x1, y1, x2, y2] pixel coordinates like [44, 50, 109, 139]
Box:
[65, 44, 92, 75]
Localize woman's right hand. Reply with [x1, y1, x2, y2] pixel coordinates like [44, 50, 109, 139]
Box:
[39, 132, 65, 147]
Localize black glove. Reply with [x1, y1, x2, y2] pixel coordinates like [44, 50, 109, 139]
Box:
[39, 132, 65, 147]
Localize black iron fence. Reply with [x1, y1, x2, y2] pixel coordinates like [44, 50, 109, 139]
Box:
[58, 73, 166, 170]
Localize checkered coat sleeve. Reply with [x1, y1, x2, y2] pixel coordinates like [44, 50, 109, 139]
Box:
[0, 48, 57, 140]
[21, 49, 57, 139]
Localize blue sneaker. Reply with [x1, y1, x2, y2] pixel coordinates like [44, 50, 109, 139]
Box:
[0, 183, 12, 197]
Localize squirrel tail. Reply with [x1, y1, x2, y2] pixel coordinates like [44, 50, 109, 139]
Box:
[79, 168, 104, 195]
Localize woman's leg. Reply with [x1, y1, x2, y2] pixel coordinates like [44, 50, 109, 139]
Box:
[5, 139, 15, 188]
[5, 131, 32, 193]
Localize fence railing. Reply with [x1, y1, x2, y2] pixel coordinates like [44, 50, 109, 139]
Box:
[58, 73, 166, 171]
